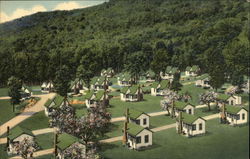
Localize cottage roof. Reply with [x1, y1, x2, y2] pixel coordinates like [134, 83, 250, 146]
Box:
[85, 90, 95, 100]
[186, 66, 191, 71]
[147, 70, 155, 78]
[159, 80, 169, 89]
[75, 109, 86, 118]
[8, 126, 34, 140]
[129, 109, 149, 120]
[127, 123, 152, 137]
[22, 85, 32, 93]
[178, 113, 204, 125]
[225, 105, 248, 115]
[95, 90, 105, 101]
[217, 94, 231, 101]
[44, 95, 64, 108]
[57, 133, 81, 150]
[151, 82, 159, 89]
[199, 74, 210, 80]
[165, 66, 172, 74]
[191, 65, 199, 72]
[121, 85, 140, 95]
[175, 101, 194, 110]
[70, 78, 84, 89]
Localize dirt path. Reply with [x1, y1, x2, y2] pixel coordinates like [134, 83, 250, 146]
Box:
[0, 93, 55, 136]
[0, 96, 11, 100]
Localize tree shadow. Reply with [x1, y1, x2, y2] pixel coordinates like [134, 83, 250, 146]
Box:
[99, 142, 119, 151]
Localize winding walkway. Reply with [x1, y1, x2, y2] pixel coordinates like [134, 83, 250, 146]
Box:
[0, 93, 55, 136]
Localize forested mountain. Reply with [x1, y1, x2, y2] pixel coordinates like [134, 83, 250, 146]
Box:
[0, 0, 249, 86]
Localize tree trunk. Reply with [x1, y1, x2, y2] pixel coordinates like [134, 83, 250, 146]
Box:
[208, 102, 211, 111]
[12, 104, 15, 112]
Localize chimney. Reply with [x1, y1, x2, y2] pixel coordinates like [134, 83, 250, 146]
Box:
[122, 121, 128, 145]
[6, 126, 10, 148]
[126, 108, 129, 122]
[178, 112, 183, 134]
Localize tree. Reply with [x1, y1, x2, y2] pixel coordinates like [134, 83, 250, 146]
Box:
[53, 65, 71, 103]
[199, 91, 216, 111]
[8, 76, 22, 112]
[14, 138, 38, 159]
[170, 73, 182, 92]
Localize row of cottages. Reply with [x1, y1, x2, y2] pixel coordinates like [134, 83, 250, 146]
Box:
[44, 95, 69, 116]
[117, 73, 133, 87]
[120, 85, 143, 102]
[161, 66, 179, 81]
[70, 78, 88, 94]
[123, 109, 152, 150]
[176, 112, 206, 137]
[56, 133, 86, 159]
[185, 65, 200, 77]
[41, 81, 54, 93]
[21, 85, 33, 99]
[145, 70, 155, 82]
[216, 93, 242, 107]
[85, 90, 109, 108]
[90, 77, 110, 91]
[151, 80, 170, 96]
[221, 104, 248, 126]
[100, 68, 115, 78]
[195, 74, 211, 89]
[7, 126, 36, 156]
[173, 101, 195, 117]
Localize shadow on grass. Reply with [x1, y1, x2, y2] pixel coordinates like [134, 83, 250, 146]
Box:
[100, 143, 120, 151]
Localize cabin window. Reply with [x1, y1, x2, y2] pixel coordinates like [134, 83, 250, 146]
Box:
[136, 120, 140, 125]
[136, 136, 141, 144]
[230, 100, 234, 105]
[188, 109, 192, 114]
[145, 135, 149, 143]
[242, 113, 245, 120]
[199, 123, 202, 130]
[236, 115, 240, 120]
[192, 125, 196, 131]
[143, 118, 147, 125]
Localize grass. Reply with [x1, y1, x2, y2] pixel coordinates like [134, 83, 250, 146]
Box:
[36, 133, 54, 150]
[149, 115, 175, 128]
[0, 99, 17, 125]
[179, 84, 207, 105]
[36, 154, 54, 159]
[0, 87, 9, 97]
[0, 144, 8, 159]
[108, 94, 163, 117]
[100, 119, 249, 159]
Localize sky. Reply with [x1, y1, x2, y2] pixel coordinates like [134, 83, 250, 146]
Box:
[0, 0, 106, 23]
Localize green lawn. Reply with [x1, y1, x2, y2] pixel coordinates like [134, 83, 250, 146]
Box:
[18, 111, 49, 130]
[36, 154, 54, 159]
[0, 144, 8, 159]
[108, 95, 163, 117]
[179, 84, 207, 105]
[0, 100, 17, 125]
[150, 115, 175, 128]
[100, 119, 249, 159]
[0, 87, 8, 97]
[36, 133, 54, 150]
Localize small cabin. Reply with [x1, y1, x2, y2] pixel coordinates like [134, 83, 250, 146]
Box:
[85, 90, 109, 108]
[185, 65, 200, 77]
[56, 133, 86, 159]
[120, 85, 143, 102]
[124, 123, 153, 150]
[223, 105, 248, 126]
[7, 126, 36, 155]
[127, 109, 150, 128]
[161, 66, 179, 81]
[101, 68, 114, 78]
[41, 82, 54, 93]
[195, 74, 211, 88]
[173, 101, 195, 117]
[21, 85, 33, 99]
[145, 70, 155, 82]
[70, 78, 87, 94]
[90, 77, 109, 91]
[44, 95, 69, 116]
[117, 73, 133, 86]
[216, 94, 242, 106]
[151, 80, 170, 96]
[176, 113, 206, 137]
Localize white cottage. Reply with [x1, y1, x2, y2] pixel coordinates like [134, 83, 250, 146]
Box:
[173, 101, 195, 117]
[70, 78, 87, 94]
[160, 66, 179, 81]
[145, 70, 156, 82]
[56, 133, 86, 159]
[195, 74, 211, 88]
[120, 85, 143, 102]
[41, 82, 54, 93]
[216, 94, 242, 106]
[124, 122, 153, 150]
[90, 77, 109, 91]
[222, 105, 248, 126]
[44, 95, 69, 116]
[127, 108, 150, 128]
[21, 85, 33, 99]
[117, 73, 133, 86]
[85, 90, 109, 108]
[185, 65, 200, 77]
[176, 112, 206, 137]
[7, 126, 36, 155]
[101, 68, 115, 78]
[151, 80, 170, 96]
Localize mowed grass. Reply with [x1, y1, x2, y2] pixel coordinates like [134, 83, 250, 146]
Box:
[0, 100, 17, 125]
[0, 87, 9, 97]
[0, 144, 8, 159]
[108, 95, 163, 117]
[100, 119, 249, 159]
[36, 133, 54, 150]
